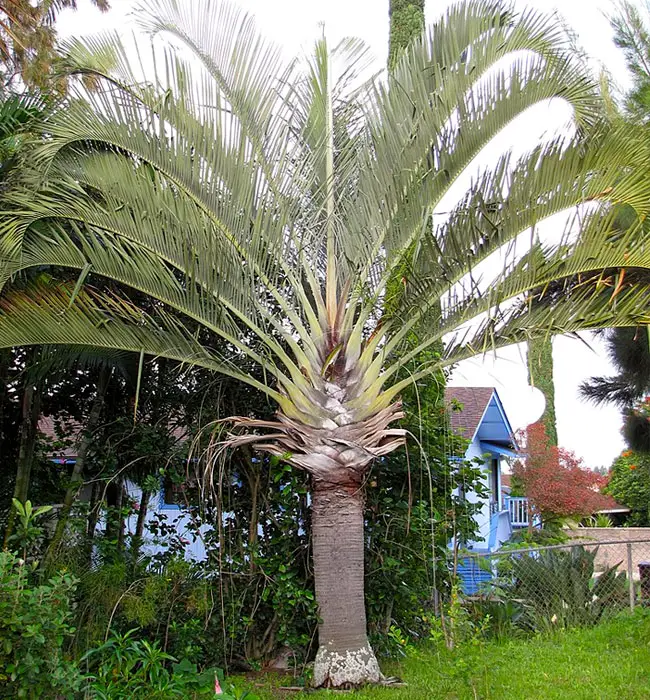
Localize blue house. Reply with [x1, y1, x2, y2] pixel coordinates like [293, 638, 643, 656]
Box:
[446, 387, 524, 551]
[445, 387, 534, 594]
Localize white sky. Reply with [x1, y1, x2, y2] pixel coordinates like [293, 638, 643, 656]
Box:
[57, 0, 635, 469]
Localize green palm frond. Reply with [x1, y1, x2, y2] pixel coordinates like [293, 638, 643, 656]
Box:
[1, 0, 649, 448]
[0, 279, 282, 400]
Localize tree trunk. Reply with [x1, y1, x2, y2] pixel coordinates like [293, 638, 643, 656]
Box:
[116, 481, 126, 552]
[311, 480, 381, 688]
[43, 367, 110, 570]
[131, 487, 151, 562]
[0, 349, 11, 465]
[527, 336, 558, 445]
[104, 477, 125, 555]
[4, 378, 41, 547]
[85, 481, 100, 566]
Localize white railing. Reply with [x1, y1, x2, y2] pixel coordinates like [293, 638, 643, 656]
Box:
[506, 496, 529, 528]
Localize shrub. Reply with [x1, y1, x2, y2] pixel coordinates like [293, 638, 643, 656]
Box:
[0, 550, 82, 699]
[513, 424, 607, 522]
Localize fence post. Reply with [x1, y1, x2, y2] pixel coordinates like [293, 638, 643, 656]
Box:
[627, 542, 635, 612]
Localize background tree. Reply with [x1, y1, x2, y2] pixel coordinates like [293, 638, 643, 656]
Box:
[1, 0, 650, 687]
[579, 326, 650, 453]
[0, 0, 109, 91]
[513, 423, 607, 523]
[611, 0, 650, 121]
[527, 336, 558, 445]
[388, 0, 424, 69]
[604, 449, 650, 525]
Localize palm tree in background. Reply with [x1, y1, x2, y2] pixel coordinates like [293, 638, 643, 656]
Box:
[0, 0, 110, 91]
[1, 0, 650, 686]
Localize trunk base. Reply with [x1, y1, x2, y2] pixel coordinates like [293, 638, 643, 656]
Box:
[313, 641, 382, 688]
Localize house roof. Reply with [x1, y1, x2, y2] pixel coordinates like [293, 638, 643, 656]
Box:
[38, 416, 81, 459]
[590, 492, 630, 514]
[445, 387, 495, 441]
[37, 415, 188, 461]
[445, 386, 517, 450]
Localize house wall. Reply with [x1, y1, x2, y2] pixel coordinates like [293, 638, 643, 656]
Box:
[462, 438, 513, 552]
[124, 481, 210, 561]
[464, 437, 492, 550]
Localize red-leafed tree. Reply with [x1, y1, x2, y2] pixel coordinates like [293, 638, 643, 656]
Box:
[513, 423, 607, 522]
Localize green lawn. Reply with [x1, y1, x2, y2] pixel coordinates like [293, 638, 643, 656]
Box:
[241, 612, 650, 699]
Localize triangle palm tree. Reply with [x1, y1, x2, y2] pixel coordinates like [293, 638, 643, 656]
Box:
[1, 0, 650, 686]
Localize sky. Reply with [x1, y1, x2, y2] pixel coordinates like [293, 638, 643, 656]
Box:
[57, 0, 636, 468]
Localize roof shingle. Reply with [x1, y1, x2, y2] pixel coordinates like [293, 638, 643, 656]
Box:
[445, 387, 495, 440]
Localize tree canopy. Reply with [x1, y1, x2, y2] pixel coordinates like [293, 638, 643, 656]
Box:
[513, 423, 606, 521]
[0, 0, 109, 91]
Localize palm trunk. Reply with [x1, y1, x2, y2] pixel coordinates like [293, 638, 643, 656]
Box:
[311, 479, 381, 688]
[43, 367, 109, 570]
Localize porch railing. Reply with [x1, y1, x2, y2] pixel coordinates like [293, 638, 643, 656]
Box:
[506, 496, 529, 528]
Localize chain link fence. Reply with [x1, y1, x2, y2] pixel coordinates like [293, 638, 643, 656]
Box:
[455, 538, 650, 631]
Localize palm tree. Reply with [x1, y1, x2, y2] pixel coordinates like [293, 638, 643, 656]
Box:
[1, 0, 650, 686]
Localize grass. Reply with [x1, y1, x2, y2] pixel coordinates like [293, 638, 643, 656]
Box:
[240, 611, 650, 699]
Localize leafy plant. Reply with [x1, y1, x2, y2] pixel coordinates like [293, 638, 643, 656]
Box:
[463, 597, 524, 641]
[6, 498, 52, 560]
[494, 546, 627, 631]
[584, 513, 614, 528]
[82, 629, 255, 699]
[0, 550, 81, 699]
[605, 450, 650, 525]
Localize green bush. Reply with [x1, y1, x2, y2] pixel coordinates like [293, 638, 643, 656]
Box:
[0, 550, 82, 699]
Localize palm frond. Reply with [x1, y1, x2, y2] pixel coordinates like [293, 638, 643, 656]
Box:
[0, 0, 649, 456]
